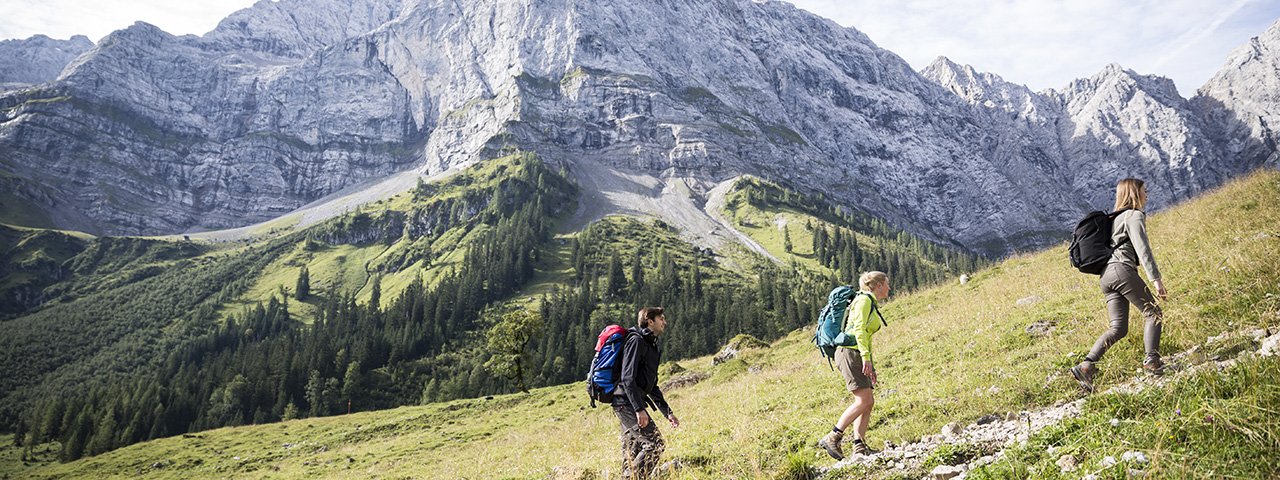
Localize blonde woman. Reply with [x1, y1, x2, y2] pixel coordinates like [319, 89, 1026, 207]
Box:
[818, 271, 889, 460]
[1071, 178, 1168, 393]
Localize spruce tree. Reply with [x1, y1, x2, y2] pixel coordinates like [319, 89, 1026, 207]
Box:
[295, 266, 310, 300]
[606, 251, 626, 299]
[369, 275, 382, 312]
[630, 250, 645, 297]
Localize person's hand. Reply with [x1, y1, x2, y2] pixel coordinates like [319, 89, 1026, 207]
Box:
[667, 413, 680, 428]
[636, 410, 651, 429]
[863, 360, 877, 386]
[1153, 279, 1168, 301]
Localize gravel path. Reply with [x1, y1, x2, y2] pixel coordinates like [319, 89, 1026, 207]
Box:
[821, 328, 1279, 479]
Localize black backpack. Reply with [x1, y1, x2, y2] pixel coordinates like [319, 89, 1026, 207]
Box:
[1068, 209, 1129, 275]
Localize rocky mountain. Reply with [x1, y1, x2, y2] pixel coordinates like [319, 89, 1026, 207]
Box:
[0, 34, 93, 90]
[921, 58, 1231, 214]
[0, 0, 1276, 255]
[1193, 19, 1280, 171]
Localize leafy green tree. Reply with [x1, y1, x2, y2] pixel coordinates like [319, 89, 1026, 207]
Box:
[483, 309, 545, 393]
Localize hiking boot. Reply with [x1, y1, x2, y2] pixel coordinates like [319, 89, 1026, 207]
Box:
[1143, 358, 1166, 376]
[817, 431, 844, 460]
[851, 440, 876, 456]
[1070, 362, 1097, 394]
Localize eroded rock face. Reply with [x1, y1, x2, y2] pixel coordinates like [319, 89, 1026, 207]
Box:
[0, 0, 1275, 255]
[1193, 20, 1280, 173]
[0, 34, 93, 89]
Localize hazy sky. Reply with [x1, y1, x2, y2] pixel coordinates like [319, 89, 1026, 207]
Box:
[789, 0, 1280, 96]
[1, 0, 1277, 97]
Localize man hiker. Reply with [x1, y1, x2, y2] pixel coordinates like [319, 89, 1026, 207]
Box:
[613, 307, 680, 479]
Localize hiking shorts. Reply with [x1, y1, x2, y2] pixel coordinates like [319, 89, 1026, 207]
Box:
[835, 348, 874, 391]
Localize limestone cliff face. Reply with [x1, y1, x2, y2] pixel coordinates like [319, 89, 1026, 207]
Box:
[922, 58, 1226, 216]
[0, 34, 93, 90]
[0, 0, 1275, 255]
[1193, 19, 1280, 172]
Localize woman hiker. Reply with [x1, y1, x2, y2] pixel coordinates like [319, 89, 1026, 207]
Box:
[818, 271, 890, 460]
[1071, 178, 1168, 393]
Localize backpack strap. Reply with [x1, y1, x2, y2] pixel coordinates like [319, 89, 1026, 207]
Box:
[852, 292, 888, 328]
[1107, 209, 1132, 250]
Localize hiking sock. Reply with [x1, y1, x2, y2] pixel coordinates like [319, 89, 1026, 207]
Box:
[831, 425, 844, 434]
[852, 438, 865, 444]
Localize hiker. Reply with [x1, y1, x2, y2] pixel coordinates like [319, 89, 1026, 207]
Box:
[1071, 178, 1168, 393]
[613, 307, 679, 479]
[818, 271, 890, 460]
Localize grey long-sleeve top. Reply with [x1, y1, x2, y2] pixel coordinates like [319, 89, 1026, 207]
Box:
[1109, 210, 1162, 282]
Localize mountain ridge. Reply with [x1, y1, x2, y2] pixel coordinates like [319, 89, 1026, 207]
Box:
[1, 2, 1277, 257]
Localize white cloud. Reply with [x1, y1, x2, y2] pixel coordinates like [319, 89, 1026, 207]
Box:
[787, 0, 1280, 97]
[0, 0, 257, 43]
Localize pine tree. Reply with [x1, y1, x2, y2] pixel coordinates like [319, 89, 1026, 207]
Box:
[629, 250, 645, 297]
[369, 275, 382, 312]
[783, 225, 793, 253]
[295, 266, 310, 300]
[305, 370, 324, 417]
[341, 361, 363, 412]
[605, 251, 626, 299]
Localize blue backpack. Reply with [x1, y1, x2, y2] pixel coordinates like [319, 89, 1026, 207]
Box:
[813, 286, 885, 369]
[586, 325, 633, 407]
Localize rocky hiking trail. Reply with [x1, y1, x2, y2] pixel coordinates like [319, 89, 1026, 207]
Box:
[819, 328, 1280, 479]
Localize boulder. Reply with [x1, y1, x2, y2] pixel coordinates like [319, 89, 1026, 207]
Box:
[1056, 454, 1078, 472]
[941, 422, 964, 436]
[1259, 332, 1280, 357]
[929, 464, 966, 479]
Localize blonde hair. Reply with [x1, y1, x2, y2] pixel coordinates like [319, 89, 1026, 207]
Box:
[1113, 178, 1147, 211]
[858, 271, 888, 291]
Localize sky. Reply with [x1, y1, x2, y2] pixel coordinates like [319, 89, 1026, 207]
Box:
[1, 0, 1277, 97]
[789, 0, 1280, 96]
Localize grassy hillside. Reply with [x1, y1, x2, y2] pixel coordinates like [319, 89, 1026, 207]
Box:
[719, 176, 989, 291]
[10, 169, 1277, 479]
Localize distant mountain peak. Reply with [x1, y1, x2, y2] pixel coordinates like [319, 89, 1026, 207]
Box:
[0, 0, 1276, 256]
[0, 33, 95, 87]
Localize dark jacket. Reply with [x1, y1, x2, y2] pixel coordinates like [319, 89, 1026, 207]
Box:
[613, 327, 672, 416]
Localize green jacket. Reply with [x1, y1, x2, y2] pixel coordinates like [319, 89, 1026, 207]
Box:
[838, 291, 885, 362]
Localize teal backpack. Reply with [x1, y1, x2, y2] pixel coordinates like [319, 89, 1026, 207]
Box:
[813, 286, 886, 369]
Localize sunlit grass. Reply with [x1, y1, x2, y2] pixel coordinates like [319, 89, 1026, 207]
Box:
[19, 170, 1280, 479]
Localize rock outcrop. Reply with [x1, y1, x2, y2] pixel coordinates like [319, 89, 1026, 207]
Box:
[0, 34, 93, 89]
